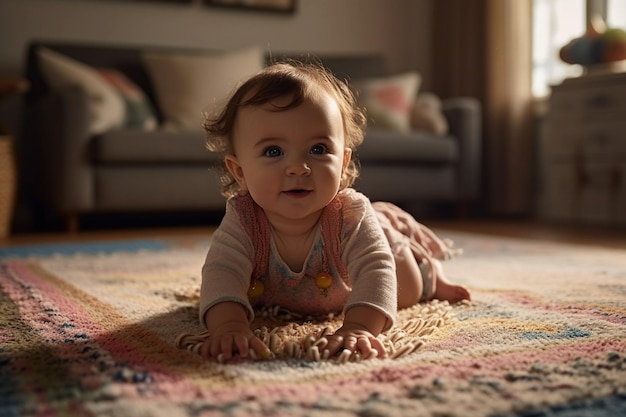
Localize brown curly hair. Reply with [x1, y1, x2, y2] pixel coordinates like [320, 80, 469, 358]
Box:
[202, 60, 367, 198]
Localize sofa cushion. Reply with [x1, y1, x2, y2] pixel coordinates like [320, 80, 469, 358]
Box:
[37, 47, 126, 135]
[142, 46, 264, 131]
[352, 72, 421, 133]
[95, 167, 226, 210]
[94, 130, 222, 163]
[411, 93, 448, 136]
[97, 69, 158, 131]
[357, 129, 458, 164]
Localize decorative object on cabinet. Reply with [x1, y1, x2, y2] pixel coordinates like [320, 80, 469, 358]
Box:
[559, 15, 626, 68]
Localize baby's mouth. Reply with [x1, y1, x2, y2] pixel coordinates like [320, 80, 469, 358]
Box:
[284, 189, 312, 197]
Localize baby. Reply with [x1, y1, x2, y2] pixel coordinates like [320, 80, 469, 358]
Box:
[199, 61, 470, 362]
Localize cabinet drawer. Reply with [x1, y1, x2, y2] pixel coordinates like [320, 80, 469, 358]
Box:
[543, 121, 626, 162]
[580, 123, 626, 160]
[579, 84, 626, 120]
[579, 162, 623, 223]
[550, 79, 626, 121]
[542, 124, 578, 158]
[537, 163, 578, 220]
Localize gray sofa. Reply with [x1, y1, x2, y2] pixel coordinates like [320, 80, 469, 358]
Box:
[20, 41, 482, 231]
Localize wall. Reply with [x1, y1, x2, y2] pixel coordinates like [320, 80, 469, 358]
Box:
[0, 0, 432, 139]
[0, 0, 432, 85]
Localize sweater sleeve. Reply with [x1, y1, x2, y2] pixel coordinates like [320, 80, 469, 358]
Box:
[341, 191, 398, 331]
[199, 199, 255, 328]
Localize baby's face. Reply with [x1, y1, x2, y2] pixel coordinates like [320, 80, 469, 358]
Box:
[225, 91, 351, 226]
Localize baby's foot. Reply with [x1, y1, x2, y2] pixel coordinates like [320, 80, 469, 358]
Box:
[434, 280, 471, 304]
[431, 259, 471, 304]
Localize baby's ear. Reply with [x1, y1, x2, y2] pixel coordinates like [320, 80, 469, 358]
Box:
[225, 154, 247, 192]
[342, 147, 353, 171]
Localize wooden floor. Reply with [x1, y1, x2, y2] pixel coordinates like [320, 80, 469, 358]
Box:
[2, 218, 625, 250]
[429, 218, 626, 250]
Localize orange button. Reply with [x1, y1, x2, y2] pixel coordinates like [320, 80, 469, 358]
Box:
[315, 272, 333, 289]
[247, 280, 264, 299]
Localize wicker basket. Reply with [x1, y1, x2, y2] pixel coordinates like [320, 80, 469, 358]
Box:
[0, 136, 16, 238]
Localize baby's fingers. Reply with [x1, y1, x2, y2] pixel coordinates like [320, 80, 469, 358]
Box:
[200, 339, 212, 360]
[219, 335, 237, 361]
[233, 334, 251, 359]
[326, 334, 385, 362]
[249, 337, 272, 359]
[199, 337, 230, 361]
[369, 337, 387, 359]
[355, 337, 386, 359]
[355, 336, 372, 355]
[323, 335, 344, 357]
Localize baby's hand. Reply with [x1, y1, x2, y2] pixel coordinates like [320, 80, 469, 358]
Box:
[202, 302, 271, 363]
[201, 321, 271, 362]
[323, 306, 388, 361]
[324, 326, 386, 361]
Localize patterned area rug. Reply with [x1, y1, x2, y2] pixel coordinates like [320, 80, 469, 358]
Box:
[1, 231, 625, 417]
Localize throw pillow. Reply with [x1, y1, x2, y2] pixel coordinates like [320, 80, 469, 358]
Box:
[142, 46, 264, 131]
[411, 93, 449, 136]
[352, 72, 421, 133]
[36, 47, 125, 135]
[97, 69, 158, 131]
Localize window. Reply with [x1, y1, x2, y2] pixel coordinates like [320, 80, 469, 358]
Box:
[607, 0, 626, 27]
[532, 0, 626, 97]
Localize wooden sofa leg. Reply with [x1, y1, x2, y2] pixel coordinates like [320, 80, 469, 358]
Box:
[66, 214, 79, 233]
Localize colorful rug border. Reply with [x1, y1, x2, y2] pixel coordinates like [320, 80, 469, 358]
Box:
[0, 239, 175, 258]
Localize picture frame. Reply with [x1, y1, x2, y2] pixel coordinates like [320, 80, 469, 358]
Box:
[204, 0, 296, 14]
[92, 0, 194, 4]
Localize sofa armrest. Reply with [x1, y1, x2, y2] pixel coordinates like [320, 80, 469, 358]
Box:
[441, 97, 482, 201]
[27, 86, 95, 213]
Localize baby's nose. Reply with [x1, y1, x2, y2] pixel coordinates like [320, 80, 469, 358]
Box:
[286, 158, 311, 176]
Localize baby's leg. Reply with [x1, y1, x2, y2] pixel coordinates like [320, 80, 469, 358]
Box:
[396, 245, 424, 308]
[395, 246, 470, 308]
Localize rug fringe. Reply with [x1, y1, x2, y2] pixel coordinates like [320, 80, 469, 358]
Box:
[175, 300, 458, 363]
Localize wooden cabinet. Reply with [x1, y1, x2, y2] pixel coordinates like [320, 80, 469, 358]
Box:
[537, 71, 626, 225]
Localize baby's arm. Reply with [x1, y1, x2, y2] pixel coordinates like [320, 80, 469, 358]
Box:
[325, 193, 398, 360]
[201, 302, 271, 362]
[199, 200, 271, 362]
[324, 305, 388, 359]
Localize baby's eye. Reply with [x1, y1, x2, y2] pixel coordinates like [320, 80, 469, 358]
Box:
[310, 144, 329, 155]
[263, 146, 282, 157]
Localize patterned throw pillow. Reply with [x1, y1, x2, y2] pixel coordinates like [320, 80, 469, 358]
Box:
[97, 69, 157, 131]
[352, 72, 421, 133]
[37, 47, 157, 134]
[37, 47, 125, 135]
